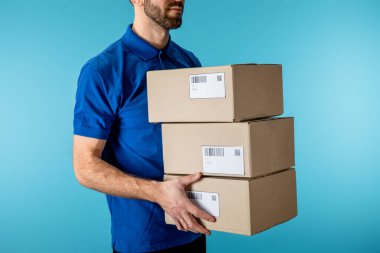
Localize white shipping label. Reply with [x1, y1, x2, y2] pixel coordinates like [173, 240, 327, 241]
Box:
[189, 72, 226, 99]
[202, 146, 245, 175]
[186, 191, 220, 217]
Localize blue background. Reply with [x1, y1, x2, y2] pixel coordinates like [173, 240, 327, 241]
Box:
[1, 0, 379, 252]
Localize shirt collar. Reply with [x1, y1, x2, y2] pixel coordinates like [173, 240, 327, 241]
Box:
[122, 24, 173, 61]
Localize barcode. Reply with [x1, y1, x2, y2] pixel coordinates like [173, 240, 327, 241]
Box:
[204, 147, 224, 157]
[217, 75, 222, 82]
[211, 195, 216, 201]
[235, 149, 241, 156]
[187, 192, 202, 200]
[191, 75, 207, 83]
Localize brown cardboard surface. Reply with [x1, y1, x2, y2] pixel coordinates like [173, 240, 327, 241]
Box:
[233, 64, 283, 121]
[164, 169, 297, 235]
[250, 117, 295, 177]
[162, 117, 294, 178]
[250, 169, 298, 234]
[147, 64, 283, 122]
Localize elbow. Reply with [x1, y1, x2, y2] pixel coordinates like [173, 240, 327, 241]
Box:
[73, 159, 91, 188]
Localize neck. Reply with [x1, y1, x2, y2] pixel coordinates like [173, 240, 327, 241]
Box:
[132, 15, 169, 50]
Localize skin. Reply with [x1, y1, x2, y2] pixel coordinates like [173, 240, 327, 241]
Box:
[73, 0, 215, 235]
[131, 0, 184, 48]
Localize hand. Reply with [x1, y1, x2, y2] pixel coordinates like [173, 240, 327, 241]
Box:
[157, 172, 216, 235]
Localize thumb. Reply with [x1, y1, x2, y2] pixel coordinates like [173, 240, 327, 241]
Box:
[179, 172, 202, 186]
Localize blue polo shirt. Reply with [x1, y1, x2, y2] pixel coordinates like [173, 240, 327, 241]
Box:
[73, 24, 202, 252]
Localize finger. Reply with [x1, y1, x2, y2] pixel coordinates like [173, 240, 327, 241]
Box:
[181, 213, 200, 234]
[178, 216, 189, 231]
[179, 172, 202, 186]
[193, 216, 212, 235]
[184, 213, 211, 235]
[187, 202, 216, 222]
[172, 217, 184, 231]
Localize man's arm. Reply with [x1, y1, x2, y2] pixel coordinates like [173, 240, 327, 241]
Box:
[73, 134, 216, 234]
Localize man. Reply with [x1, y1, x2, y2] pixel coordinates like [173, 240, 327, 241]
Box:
[73, 0, 216, 252]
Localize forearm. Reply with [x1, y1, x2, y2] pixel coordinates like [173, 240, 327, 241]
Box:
[74, 156, 160, 203]
[72, 135, 214, 234]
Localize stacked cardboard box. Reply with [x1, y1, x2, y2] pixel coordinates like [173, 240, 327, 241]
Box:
[147, 64, 297, 236]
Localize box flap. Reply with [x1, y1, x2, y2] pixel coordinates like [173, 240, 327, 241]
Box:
[247, 116, 294, 124]
[231, 63, 282, 67]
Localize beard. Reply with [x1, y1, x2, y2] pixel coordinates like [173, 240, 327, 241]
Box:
[144, 0, 184, 30]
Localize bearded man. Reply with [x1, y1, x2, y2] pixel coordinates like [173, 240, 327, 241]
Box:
[72, 0, 215, 252]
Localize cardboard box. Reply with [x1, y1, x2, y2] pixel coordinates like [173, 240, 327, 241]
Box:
[147, 64, 283, 122]
[164, 169, 297, 235]
[162, 117, 294, 178]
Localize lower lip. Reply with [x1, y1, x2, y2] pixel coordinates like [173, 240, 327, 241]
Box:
[169, 8, 183, 13]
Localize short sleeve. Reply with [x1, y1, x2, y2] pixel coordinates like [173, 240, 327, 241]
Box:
[189, 52, 202, 68]
[73, 63, 118, 140]
[192, 54, 202, 68]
